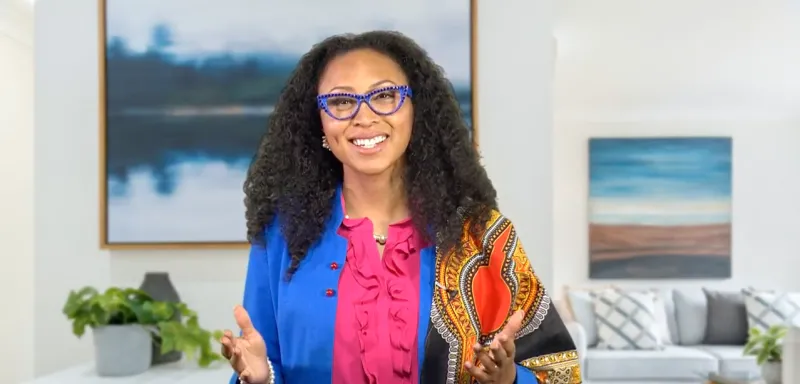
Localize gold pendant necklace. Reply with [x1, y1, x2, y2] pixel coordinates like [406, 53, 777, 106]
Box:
[373, 234, 387, 245]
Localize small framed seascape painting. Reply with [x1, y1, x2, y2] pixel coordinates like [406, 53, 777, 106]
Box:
[98, 0, 477, 248]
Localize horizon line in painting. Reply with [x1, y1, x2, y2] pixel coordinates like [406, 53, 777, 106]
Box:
[588, 137, 733, 279]
[101, 0, 474, 246]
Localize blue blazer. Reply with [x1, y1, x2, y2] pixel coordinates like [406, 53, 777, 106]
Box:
[230, 187, 579, 383]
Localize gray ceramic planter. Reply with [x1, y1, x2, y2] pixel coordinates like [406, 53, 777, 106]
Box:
[761, 361, 782, 384]
[92, 325, 152, 376]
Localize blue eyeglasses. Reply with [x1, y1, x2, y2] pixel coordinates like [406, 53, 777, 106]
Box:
[316, 85, 413, 121]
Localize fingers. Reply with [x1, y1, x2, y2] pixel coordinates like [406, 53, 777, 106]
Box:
[465, 310, 526, 382]
[234, 305, 256, 336]
[503, 310, 525, 336]
[497, 332, 516, 361]
[464, 360, 492, 383]
[498, 309, 524, 357]
[472, 344, 499, 374]
[220, 330, 235, 360]
[220, 331, 247, 373]
[490, 336, 510, 363]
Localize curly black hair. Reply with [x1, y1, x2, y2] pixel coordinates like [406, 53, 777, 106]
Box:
[244, 30, 497, 277]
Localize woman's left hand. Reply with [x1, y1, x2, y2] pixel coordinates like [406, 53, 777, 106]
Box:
[465, 310, 525, 384]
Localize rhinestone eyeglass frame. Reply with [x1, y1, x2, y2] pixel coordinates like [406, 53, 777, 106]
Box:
[316, 85, 413, 121]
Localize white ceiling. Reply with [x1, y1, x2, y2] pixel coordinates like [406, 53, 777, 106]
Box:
[553, 0, 800, 119]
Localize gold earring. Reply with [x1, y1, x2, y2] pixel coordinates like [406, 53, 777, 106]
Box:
[322, 136, 331, 150]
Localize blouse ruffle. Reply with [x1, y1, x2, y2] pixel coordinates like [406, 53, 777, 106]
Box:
[340, 216, 419, 383]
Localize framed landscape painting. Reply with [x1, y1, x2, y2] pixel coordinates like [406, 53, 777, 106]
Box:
[99, 0, 476, 248]
[588, 137, 733, 279]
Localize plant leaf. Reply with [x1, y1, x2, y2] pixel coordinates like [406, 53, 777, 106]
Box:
[62, 285, 223, 367]
[744, 326, 786, 364]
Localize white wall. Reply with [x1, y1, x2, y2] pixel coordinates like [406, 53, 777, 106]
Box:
[478, 0, 555, 290]
[34, 0, 109, 375]
[551, 0, 800, 296]
[32, 0, 555, 377]
[0, 0, 35, 382]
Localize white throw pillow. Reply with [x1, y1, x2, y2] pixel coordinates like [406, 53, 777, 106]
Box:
[565, 286, 674, 347]
[743, 289, 800, 332]
[591, 287, 664, 350]
[651, 292, 674, 345]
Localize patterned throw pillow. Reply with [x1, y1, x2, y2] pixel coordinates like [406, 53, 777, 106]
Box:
[742, 289, 800, 332]
[591, 288, 664, 350]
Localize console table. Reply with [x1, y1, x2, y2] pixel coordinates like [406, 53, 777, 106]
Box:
[22, 362, 232, 384]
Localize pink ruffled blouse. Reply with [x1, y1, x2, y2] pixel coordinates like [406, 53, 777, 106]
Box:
[331, 202, 425, 384]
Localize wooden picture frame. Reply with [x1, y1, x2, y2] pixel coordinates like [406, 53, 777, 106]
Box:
[99, 0, 478, 249]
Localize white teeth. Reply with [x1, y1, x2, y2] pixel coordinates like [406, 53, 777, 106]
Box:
[351, 135, 387, 149]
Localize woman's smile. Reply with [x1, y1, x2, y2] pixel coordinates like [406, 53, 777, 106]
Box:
[349, 134, 389, 153]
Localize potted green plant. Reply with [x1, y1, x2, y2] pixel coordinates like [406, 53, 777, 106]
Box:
[62, 286, 224, 377]
[744, 325, 788, 384]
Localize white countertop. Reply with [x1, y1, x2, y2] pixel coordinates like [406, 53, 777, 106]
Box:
[22, 362, 233, 384]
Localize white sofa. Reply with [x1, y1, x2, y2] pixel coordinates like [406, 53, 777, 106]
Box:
[560, 287, 760, 384]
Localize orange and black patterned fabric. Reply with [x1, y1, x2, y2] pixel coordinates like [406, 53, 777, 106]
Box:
[420, 210, 582, 384]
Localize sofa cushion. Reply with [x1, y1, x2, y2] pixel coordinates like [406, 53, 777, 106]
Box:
[697, 345, 759, 377]
[742, 288, 800, 332]
[567, 287, 676, 347]
[674, 289, 708, 345]
[653, 289, 679, 344]
[566, 289, 601, 347]
[703, 288, 748, 345]
[584, 346, 718, 381]
[591, 288, 664, 350]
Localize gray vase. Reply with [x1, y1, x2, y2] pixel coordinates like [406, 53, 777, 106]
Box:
[93, 325, 152, 376]
[139, 272, 182, 365]
[762, 361, 782, 384]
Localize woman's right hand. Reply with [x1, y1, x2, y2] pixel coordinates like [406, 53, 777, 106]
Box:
[221, 305, 271, 384]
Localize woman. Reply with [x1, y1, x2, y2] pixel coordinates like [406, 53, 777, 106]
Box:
[220, 31, 581, 384]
